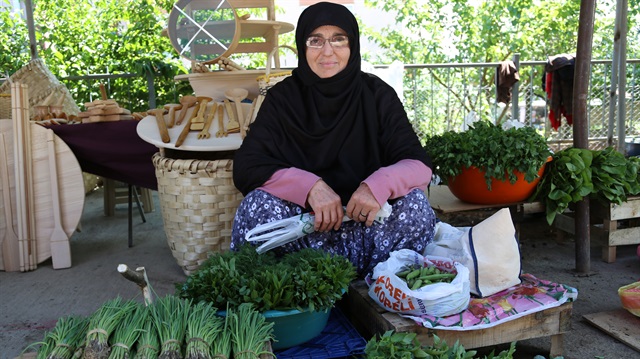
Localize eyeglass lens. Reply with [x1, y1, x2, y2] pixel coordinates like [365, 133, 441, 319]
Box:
[306, 35, 349, 48]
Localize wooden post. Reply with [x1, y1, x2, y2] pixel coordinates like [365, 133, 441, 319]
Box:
[573, 0, 597, 275]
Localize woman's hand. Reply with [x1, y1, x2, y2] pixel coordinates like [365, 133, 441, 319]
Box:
[346, 183, 381, 226]
[307, 180, 343, 232]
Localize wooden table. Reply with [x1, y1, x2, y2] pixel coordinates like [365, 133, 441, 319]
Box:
[340, 280, 572, 358]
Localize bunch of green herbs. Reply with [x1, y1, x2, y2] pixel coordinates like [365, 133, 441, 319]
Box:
[36, 315, 88, 359]
[364, 331, 516, 359]
[211, 312, 233, 359]
[184, 301, 224, 359]
[33, 332, 56, 359]
[175, 244, 356, 312]
[133, 307, 160, 359]
[108, 302, 147, 359]
[423, 121, 550, 190]
[84, 297, 138, 359]
[530, 147, 640, 224]
[228, 303, 274, 359]
[150, 295, 191, 359]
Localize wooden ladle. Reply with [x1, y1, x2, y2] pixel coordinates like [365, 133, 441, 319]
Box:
[224, 88, 249, 138]
[175, 95, 198, 126]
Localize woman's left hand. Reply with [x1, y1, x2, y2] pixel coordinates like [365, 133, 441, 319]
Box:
[346, 183, 381, 226]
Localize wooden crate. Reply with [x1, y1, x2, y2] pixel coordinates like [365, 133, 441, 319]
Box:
[553, 195, 640, 262]
[340, 280, 572, 358]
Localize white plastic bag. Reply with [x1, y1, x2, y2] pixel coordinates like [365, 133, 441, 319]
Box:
[425, 208, 522, 297]
[368, 249, 470, 317]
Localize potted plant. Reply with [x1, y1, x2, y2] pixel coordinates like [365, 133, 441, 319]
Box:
[423, 121, 551, 204]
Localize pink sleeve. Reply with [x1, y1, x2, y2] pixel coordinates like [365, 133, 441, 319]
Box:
[363, 159, 432, 206]
[258, 168, 320, 207]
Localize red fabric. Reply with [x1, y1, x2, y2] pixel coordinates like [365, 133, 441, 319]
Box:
[546, 72, 561, 130]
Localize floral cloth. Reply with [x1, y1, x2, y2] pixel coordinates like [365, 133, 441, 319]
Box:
[231, 188, 437, 278]
[403, 273, 578, 330]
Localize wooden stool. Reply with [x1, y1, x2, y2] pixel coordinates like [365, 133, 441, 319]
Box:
[340, 280, 572, 358]
[103, 178, 154, 216]
[102, 178, 153, 247]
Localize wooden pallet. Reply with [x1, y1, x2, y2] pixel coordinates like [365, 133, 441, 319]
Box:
[340, 280, 572, 358]
[583, 309, 640, 352]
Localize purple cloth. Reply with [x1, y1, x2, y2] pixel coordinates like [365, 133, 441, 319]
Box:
[50, 121, 159, 190]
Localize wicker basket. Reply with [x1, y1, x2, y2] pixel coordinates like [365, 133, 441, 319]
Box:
[0, 58, 80, 118]
[153, 153, 244, 275]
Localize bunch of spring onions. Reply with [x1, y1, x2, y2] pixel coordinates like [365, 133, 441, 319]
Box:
[34, 333, 56, 359]
[229, 303, 274, 359]
[84, 297, 138, 359]
[133, 307, 160, 359]
[210, 313, 232, 359]
[33, 315, 88, 359]
[184, 301, 224, 359]
[151, 295, 191, 359]
[108, 302, 147, 359]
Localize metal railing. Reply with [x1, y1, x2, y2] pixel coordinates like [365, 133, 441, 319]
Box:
[6, 58, 637, 149]
[399, 58, 640, 151]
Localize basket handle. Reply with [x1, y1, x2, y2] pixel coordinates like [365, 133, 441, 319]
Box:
[265, 45, 298, 77]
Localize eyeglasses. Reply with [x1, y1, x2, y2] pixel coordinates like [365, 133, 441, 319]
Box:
[305, 35, 349, 49]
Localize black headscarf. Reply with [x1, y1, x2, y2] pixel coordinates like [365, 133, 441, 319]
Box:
[233, 2, 430, 205]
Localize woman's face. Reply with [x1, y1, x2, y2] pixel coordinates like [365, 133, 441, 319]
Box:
[305, 25, 350, 79]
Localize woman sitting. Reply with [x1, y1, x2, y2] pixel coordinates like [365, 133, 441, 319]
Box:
[231, 2, 437, 278]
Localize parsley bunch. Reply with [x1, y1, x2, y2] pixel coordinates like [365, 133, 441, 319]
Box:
[175, 245, 357, 312]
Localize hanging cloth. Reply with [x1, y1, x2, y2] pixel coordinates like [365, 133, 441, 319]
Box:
[495, 60, 520, 104]
[543, 54, 575, 130]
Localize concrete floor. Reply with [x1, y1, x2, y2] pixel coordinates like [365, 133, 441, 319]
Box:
[1, 188, 639, 359]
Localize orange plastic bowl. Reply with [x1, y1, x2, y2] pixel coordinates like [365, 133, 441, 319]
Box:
[447, 160, 548, 205]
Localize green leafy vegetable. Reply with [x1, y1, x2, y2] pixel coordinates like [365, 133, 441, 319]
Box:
[424, 121, 551, 190]
[364, 331, 517, 359]
[175, 244, 356, 312]
[530, 147, 640, 224]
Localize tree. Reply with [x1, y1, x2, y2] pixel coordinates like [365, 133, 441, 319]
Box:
[0, 0, 192, 112]
[361, 0, 639, 135]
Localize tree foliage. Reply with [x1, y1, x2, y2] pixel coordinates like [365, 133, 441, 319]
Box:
[363, 0, 639, 64]
[361, 0, 639, 135]
[1, 0, 638, 116]
[0, 0, 192, 112]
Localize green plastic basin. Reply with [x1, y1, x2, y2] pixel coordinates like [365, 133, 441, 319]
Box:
[264, 308, 331, 350]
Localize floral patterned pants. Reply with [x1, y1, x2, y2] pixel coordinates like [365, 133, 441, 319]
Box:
[231, 188, 437, 278]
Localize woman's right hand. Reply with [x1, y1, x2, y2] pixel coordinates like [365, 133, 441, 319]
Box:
[307, 179, 343, 232]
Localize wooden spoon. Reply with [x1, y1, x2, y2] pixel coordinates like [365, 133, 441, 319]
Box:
[164, 103, 182, 128]
[149, 108, 170, 143]
[175, 95, 197, 126]
[224, 88, 248, 138]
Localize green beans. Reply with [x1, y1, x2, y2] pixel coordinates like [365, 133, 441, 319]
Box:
[395, 265, 456, 290]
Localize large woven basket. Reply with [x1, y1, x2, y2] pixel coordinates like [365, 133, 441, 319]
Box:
[153, 153, 244, 275]
[0, 58, 80, 118]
